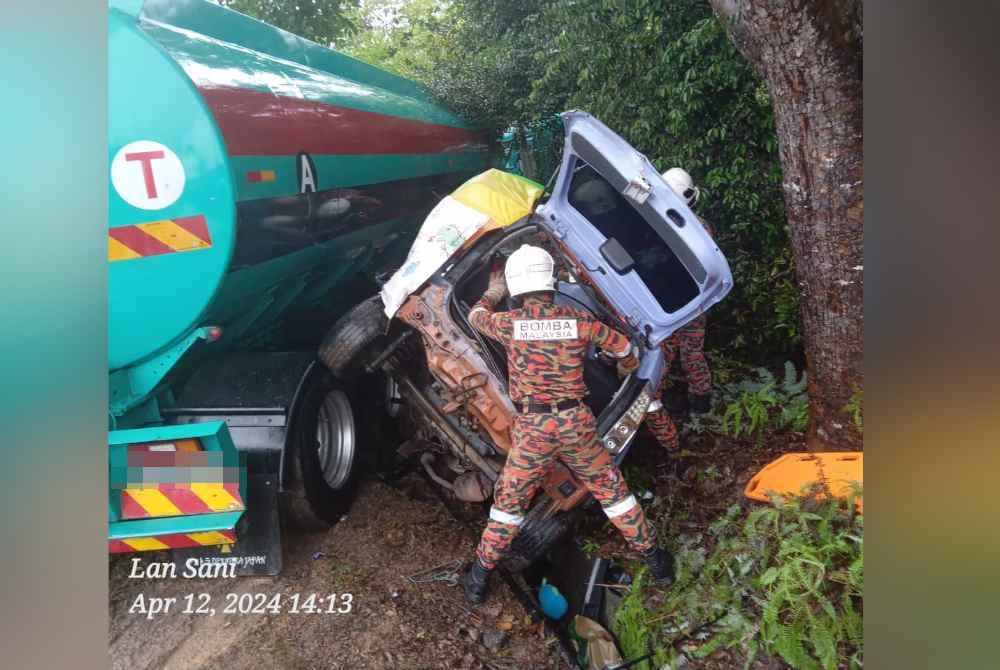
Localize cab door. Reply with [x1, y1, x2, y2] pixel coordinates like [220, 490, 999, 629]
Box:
[537, 111, 733, 347]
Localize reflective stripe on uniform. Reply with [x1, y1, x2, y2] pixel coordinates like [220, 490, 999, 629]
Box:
[489, 507, 525, 526]
[602, 495, 638, 519]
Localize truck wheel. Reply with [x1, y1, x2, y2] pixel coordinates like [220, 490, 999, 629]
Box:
[317, 294, 401, 474]
[318, 295, 386, 381]
[282, 374, 361, 531]
[502, 498, 579, 572]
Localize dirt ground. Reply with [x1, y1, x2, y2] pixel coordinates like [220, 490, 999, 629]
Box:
[109, 479, 566, 670]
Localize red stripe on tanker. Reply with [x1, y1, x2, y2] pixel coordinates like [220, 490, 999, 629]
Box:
[198, 86, 487, 156]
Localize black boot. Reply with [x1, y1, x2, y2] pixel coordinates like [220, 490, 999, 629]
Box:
[689, 393, 712, 414]
[664, 387, 688, 415]
[463, 558, 492, 605]
[642, 546, 675, 586]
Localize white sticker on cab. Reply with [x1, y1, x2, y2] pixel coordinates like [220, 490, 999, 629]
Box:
[513, 319, 579, 341]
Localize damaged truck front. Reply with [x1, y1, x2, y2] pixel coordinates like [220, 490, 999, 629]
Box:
[320, 111, 733, 569]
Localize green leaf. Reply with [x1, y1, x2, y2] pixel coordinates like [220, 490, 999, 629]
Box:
[760, 566, 779, 586]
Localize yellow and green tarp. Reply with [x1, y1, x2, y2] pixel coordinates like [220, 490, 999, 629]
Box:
[381, 169, 544, 316]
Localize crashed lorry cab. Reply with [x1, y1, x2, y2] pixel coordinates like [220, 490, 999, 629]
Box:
[326, 111, 733, 569]
[106, 0, 487, 573]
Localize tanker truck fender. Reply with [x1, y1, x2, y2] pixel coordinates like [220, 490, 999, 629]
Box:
[164, 351, 318, 471]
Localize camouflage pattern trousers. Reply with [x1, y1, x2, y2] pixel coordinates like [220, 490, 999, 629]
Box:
[643, 315, 710, 452]
[645, 403, 679, 451]
[664, 315, 711, 395]
[475, 404, 656, 571]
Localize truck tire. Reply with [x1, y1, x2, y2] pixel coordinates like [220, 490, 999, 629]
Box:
[502, 497, 579, 572]
[282, 372, 362, 531]
[318, 295, 386, 381]
[317, 294, 402, 474]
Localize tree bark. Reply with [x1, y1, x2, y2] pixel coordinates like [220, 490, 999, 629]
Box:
[708, 0, 863, 449]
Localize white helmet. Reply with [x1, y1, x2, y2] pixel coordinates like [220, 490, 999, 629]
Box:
[504, 244, 555, 297]
[661, 167, 699, 205]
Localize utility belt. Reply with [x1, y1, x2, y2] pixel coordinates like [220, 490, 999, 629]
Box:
[517, 397, 585, 415]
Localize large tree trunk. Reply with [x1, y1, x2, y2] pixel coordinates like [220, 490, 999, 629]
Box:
[708, 0, 863, 449]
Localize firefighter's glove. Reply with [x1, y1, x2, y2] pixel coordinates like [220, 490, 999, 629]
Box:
[484, 263, 508, 303]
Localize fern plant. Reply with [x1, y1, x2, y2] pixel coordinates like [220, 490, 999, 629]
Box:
[781, 360, 807, 395]
[776, 363, 808, 433]
[721, 383, 777, 443]
[753, 496, 863, 669]
[843, 388, 863, 433]
[778, 395, 809, 433]
[633, 494, 863, 669]
[613, 571, 659, 670]
[708, 362, 809, 442]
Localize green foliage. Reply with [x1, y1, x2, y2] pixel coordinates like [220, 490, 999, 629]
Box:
[623, 463, 654, 495]
[342, 0, 447, 78]
[693, 362, 808, 442]
[639, 496, 863, 668]
[219, 0, 358, 46]
[344, 0, 551, 129]
[580, 538, 601, 557]
[728, 246, 801, 354]
[341, 0, 799, 361]
[752, 496, 864, 669]
[721, 384, 777, 444]
[613, 571, 659, 670]
[780, 394, 811, 434]
[704, 350, 740, 386]
[778, 361, 810, 433]
[843, 388, 863, 433]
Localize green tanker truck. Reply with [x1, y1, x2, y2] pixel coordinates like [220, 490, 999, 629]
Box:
[107, 0, 488, 573]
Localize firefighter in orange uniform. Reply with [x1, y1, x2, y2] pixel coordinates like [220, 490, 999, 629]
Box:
[462, 244, 674, 604]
